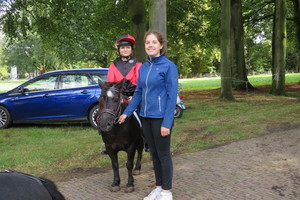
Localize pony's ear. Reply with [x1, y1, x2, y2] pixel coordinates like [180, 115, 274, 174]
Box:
[98, 79, 106, 89]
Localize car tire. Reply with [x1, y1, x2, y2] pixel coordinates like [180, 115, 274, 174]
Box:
[0, 106, 12, 129]
[174, 105, 183, 118]
[89, 105, 99, 129]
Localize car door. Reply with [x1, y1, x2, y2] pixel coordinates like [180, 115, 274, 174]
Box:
[9, 74, 59, 121]
[53, 73, 98, 119]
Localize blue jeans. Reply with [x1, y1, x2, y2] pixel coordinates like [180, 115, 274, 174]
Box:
[141, 117, 173, 190]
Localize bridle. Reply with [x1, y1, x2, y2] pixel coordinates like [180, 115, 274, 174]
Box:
[98, 88, 125, 124]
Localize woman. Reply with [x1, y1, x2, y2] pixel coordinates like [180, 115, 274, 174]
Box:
[119, 30, 178, 200]
[107, 34, 142, 99]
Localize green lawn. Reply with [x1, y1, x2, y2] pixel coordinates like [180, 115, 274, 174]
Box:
[0, 73, 300, 181]
[179, 73, 300, 90]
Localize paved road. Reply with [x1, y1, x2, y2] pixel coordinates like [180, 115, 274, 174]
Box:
[57, 128, 300, 200]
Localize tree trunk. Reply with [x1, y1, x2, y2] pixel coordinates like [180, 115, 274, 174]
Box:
[270, 0, 286, 96]
[292, 0, 300, 73]
[149, 0, 167, 51]
[220, 0, 234, 100]
[231, 0, 254, 91]
[128, 0, 146, 62]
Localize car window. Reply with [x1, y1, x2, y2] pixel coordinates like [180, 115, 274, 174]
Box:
[60, 74, 90, 89]
[89, 73, 108, 85]
[24, 75, 57, 92]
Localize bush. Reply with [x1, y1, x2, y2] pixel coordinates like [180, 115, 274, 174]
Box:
[0, 66, 9, 80]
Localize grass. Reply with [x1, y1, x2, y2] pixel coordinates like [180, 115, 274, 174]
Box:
[179, 73, 300, 91]
[0, 73, 300, 181]
[171, 93, 300, 154]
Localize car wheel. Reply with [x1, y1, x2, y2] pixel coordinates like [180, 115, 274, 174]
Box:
[174, 105, 183, 118]
[89, 105, 99, 129]
[0, 106, 12, 129]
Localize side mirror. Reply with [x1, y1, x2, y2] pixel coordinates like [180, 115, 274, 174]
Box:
[18, 87, 29, 94]
[18, 87, 25, 94]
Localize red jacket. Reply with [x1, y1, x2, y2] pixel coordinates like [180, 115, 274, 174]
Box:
[107, 58, 142, 86]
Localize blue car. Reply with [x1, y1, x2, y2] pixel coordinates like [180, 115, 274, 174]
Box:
[0, 68, 108, 129]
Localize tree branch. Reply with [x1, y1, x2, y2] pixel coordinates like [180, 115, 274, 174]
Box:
[243, 0, 274, 21]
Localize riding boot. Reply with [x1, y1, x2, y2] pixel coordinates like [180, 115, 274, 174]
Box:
[100, 143, 108, 155]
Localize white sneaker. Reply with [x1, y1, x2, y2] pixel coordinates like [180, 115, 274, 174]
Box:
[156, 192, 173, 200]
[143, 188, 162, 200]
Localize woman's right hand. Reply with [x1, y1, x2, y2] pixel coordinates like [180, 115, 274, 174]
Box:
[118, 114, 127, 124]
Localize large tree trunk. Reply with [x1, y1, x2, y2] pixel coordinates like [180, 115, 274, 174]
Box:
[220, 0, 234, 100]
[149, 0, 167, 51]
[292, 0, 300, 73]
[231, 0, 254, 91]
[128, 0, 146, 62]
[270, 0, 287, 95]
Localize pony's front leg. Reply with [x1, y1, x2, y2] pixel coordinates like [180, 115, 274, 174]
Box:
[107, 150, 121, 192]
[124, 148, 136, 193]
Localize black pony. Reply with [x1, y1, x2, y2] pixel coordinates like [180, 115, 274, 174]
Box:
[97, 80, 144, 193]
[0, 170, 65, 200]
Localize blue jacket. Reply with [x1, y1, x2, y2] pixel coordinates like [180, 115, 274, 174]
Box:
[123, 54, 178, 128]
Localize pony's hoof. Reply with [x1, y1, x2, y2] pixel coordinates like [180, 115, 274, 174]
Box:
[133, 170, 141, 176]
[110, 186, 121, 192]
[125, 186, 134, 193]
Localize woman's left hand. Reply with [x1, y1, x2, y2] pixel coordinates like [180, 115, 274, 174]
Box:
[161, 127, 170, 136]
[118, 114, 127, 124]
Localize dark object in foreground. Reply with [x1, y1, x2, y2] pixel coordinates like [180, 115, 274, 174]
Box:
[0, 169, 65, 200]
[97, 80, 144, 193]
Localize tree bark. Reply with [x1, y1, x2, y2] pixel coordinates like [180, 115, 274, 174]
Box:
[292, 0, 300, 73]
[220, 0, 235, 100]
[231, 0, 254, 91]
[270, 0, 286, 96]
[128, 0, 146, 62]
[149, 0, 167, 51]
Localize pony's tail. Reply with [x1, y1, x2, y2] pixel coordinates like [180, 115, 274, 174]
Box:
[40, 177, 66, 200]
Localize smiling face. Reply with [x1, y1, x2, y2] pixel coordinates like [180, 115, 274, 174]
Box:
[145, 34, 163, 58]
[119, 45, 133, 57]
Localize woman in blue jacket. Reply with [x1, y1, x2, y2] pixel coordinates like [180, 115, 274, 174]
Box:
[119, 30, 178, 200]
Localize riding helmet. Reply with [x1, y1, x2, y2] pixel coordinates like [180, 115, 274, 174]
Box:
[116, 34, 136, 47]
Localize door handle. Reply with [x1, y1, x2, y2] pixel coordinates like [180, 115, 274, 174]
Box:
[43, 94, 50, 98]
[81, 90, 89, 94]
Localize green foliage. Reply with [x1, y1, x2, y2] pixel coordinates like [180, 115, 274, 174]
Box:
[167, 0, 221, 77]
[0, 0, 299, 77]
[0, 66, 8, 79]
[0, 0, 130, 67]
[2, 35, 68, 73]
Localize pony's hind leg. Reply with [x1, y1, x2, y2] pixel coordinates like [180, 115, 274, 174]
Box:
[133, 142, 143, 176]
